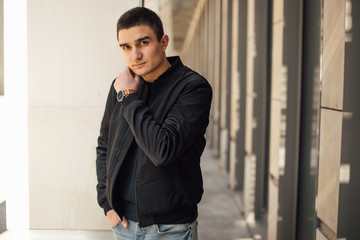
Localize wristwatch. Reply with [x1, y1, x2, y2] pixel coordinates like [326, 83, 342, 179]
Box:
[117, 89, 136, 102]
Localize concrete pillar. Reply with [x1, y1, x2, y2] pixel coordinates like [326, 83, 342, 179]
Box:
[144, 0, 175, 56]
[0, 0, 3, 96]
[243, 0, 256, 222]
[212, 0, 222, 158]
[267, 0, 284, 238]
[1, 0, 29, 230]
[229, 0, 240, 191]
[219, 0, 231, 173]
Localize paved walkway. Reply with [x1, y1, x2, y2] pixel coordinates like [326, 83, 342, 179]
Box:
[0, 147, 253, 240]
[198, 147, 253, 240]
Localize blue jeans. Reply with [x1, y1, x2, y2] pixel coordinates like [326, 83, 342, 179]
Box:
[112, 220, 198, 240]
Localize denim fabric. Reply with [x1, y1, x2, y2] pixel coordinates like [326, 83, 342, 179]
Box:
[112, 220, 198, 240]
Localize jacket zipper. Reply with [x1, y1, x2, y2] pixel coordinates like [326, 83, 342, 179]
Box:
[134, 149, 141, 227]
[135, 79, 147, 228]
[109, 150, 120, 178]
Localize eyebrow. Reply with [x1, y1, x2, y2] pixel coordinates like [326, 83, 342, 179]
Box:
[119, 36, 152, 48]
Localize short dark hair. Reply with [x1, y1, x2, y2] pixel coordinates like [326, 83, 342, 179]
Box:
[117, 7, 164, 42]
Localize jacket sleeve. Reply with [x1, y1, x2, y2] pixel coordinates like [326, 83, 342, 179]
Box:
[122, 76, 212, 167]
[96, 80, 116, 214]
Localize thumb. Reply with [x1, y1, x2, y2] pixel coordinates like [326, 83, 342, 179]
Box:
[134, 74, 141, 89]
[121, 215, 129, 228]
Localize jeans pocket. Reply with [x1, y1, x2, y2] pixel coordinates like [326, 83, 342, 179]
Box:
[157, 223, 191, 235]
[111, 221, 121, 229]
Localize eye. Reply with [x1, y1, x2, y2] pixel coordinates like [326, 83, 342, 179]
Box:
[120, 45, 130, 51]
[140, 41, 148, 46]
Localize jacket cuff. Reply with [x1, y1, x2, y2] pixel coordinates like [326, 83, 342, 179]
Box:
[122, 93, 138, 108]
[102, 200, 112, 216]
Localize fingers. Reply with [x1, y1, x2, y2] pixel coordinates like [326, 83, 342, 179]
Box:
[113, 74, 123, 93]
[134, 74, 140, 82]
[106, 210, 129, 229]
[106, 209, 120, 227]
[128, 66, 136, 77]
[121, 215, 129, 228]
[114, 67, 139, 93]
[124, 66, 135, 79]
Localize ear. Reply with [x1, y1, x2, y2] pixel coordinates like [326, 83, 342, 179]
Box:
[160, 34, 169, 51]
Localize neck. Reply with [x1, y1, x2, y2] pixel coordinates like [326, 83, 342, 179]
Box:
[143, 58, 171, 83]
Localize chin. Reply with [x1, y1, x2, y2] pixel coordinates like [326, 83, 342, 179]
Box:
[129, 69, 142, 76]
[136, 70, 150, 78]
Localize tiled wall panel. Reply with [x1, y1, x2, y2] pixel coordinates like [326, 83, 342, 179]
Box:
[316, 229, 328, 240]
[321, 0, 345, 110]
[272, 0, 284, 24]
[317, 109, 343, 233]
[267, 179, 279, 240]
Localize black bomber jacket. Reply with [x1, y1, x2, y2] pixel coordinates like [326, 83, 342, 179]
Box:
[96, 56, 212, 227]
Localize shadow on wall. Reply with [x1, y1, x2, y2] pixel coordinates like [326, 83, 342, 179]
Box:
[0, 200, 6, 234]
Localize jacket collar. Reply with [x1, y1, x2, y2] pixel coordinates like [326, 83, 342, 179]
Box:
[137, 56, 183, 98]
[154, 56, 183, 83]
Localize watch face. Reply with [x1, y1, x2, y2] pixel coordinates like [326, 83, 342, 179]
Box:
[117, 90, 124, 102]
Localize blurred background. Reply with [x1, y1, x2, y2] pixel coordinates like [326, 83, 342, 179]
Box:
[0, 0, 359, 239]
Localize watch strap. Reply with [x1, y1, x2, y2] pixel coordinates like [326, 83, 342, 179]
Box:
[124, 89, 137, 96]
[117, 89, 136, 102]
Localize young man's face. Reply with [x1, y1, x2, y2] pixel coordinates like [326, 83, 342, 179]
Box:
[118, 25, 169, 81]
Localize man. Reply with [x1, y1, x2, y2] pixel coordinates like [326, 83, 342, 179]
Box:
[96, 7, 212, 240]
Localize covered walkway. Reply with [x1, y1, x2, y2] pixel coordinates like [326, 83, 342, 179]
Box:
[0, 147, 254, 240]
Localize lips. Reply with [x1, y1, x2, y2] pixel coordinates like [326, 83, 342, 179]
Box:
[133, 62, 146, 68]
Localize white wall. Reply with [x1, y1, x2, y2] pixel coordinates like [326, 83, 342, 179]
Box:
[1, 0, 29, 231]
[26, 0, 137, 230]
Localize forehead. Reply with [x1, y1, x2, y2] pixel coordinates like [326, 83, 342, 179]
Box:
[118, 25, 156, 43]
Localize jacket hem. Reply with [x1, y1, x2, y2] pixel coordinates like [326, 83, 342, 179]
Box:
[139, 206, 198, 227]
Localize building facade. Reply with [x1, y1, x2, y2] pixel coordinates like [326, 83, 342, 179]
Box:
[147, 0, 360, 239]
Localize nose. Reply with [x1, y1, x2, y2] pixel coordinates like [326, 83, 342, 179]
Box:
[132, 47, 142, 60]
